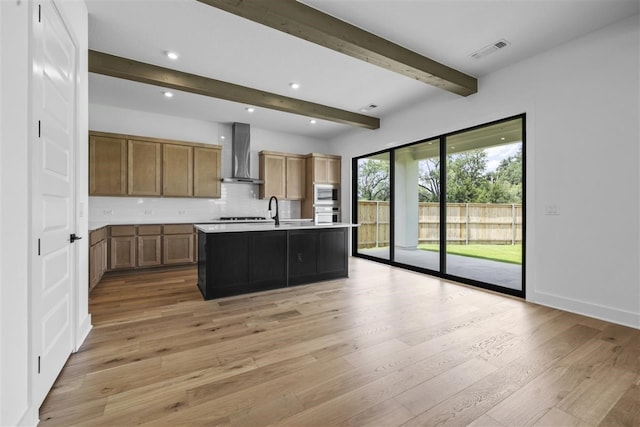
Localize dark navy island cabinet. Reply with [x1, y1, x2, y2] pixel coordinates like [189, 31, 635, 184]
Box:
[197, 226, 348, 300]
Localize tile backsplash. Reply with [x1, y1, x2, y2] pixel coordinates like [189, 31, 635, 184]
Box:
[89, 183, 300, 224]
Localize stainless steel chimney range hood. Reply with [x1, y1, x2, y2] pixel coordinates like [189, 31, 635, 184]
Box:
[222, 122, 264, 184]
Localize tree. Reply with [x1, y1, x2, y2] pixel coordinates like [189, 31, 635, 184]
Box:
[418, 158, 440, 202]
[357, 159, 390, 201]
[446, 149, 490, 203]
[493, 146, 522, 203]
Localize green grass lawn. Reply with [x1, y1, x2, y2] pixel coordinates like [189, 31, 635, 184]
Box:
[418, 244, 522, 265]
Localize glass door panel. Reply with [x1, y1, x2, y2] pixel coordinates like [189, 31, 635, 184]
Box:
[445, 117, 523, 290]
[394, 138, 440, 271]
[355, 153, 391, 260]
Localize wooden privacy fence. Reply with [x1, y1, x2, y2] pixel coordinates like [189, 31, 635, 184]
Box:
[357, 201, 522, 249]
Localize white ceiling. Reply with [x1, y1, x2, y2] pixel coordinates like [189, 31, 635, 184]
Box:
[87, 0, 639, 139]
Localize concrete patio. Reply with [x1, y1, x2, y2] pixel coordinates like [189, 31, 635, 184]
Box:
[358, 247, 522, 291]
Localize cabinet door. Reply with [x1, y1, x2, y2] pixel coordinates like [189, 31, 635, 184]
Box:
[314, 157, 329, 183]
[318, 228, 348, 274]
[89, 135, 127, 195]
[128, 140, 161, 196]
[249, 231, 287, 288]
[100, 239, 107, 277]
[109, 236, 136, 270]
[288, 230, 318, 280]
[138, 235, 162, 267]
[285, 156, 305, 200]
[89, 244, 98, 289]
[163, 234, 195, 264]
[163, 144, 193, 197]
[327, 157, 341, 184]
[193, 147, 221, 198]
[259, 153, 286, 199]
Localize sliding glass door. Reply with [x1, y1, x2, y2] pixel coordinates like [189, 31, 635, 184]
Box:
[353, 115, 525, 297]
[355, 152, 391, 261]
[445, 118, 523, 291]
[393, 138, 440, 271]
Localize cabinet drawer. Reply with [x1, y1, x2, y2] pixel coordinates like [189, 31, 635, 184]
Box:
[138, 225, 162, 235]
[89, 227, 107, 245]
[110, 225, 136, 236]
[164, 224, 194, 234]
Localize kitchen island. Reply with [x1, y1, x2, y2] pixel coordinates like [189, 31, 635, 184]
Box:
[195, 222, 355, 300]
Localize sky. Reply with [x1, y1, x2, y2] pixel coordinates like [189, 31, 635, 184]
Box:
[484, 142, 521, 172]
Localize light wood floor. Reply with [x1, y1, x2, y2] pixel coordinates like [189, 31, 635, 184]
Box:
[40, 258, 639, 426]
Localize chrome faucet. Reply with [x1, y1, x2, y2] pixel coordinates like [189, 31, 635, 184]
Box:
[268, 196, 279, 226]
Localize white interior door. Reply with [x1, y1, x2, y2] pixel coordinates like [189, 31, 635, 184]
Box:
[31, 0, 77, 407]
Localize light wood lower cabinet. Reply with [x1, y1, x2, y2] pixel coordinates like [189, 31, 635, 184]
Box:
[110, 236, 136, 270]
[163, 234, 195, 264]
[92, 224, 197, 282]
[138, 235, 162, 267]
[89, 228, 108, 290]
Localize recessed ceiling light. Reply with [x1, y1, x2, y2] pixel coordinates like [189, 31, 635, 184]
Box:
[290, 82, 300, 90]
[165, 51, 179, 60]
[246, 107, 255, 113]
[500, 137, 506, 141]
[309, 119, 317, 124]
[220, 136, 226, 140]
[163, 91, 173, 98]
[451, 146, 456, 149]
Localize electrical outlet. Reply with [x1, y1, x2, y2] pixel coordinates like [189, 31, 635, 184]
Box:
[144, 209, 153, 215]
[103, 209, 113, 215]
[178, 210, 186, 215]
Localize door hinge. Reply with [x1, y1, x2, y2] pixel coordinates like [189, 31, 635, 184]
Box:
[38, 356, 41, 373]
[38, 4, 41, 23]
[38, 238, 41, 256]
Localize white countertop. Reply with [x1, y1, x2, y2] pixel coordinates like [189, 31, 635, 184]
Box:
[194, 222, 358, 233]
[88, 218, 338, 232]
[88, 218, 207, 231]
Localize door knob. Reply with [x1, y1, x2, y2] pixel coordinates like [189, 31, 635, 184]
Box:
[70, 233, 82, 243]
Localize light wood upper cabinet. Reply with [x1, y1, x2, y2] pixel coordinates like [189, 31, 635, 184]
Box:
[163, 144, 193, 197]
[259, 152, 306, 200]
[128, 140, 161, 196]
[89, 135, 127, 195]
[286, 156, 305, 200]
[89, 131, 222, 199]
[307, 154, 341, 184]
[259, 152, 286, 199]
[193, 147, 221, 198]
[327, 157, 341, 184]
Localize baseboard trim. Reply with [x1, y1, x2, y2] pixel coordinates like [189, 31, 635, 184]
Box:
[533, 291, 639, 329]
[18, 406, 38, 426]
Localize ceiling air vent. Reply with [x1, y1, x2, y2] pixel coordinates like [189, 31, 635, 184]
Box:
[470, 39, 510, 60]
[359, 104, 378, 113]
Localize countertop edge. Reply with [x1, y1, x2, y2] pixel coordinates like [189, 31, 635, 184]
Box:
[194, 223, 359, 233]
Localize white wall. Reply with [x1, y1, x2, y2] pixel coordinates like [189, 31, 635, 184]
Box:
[330, 15, 640, 328]
[1, 2, 34, 424]
[0, 1, 88, 425]
[88, 105, 330, 223]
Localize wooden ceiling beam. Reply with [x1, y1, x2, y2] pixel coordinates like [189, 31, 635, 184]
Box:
[197, 0, 478, 97]
[88, 50, 380, 130]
